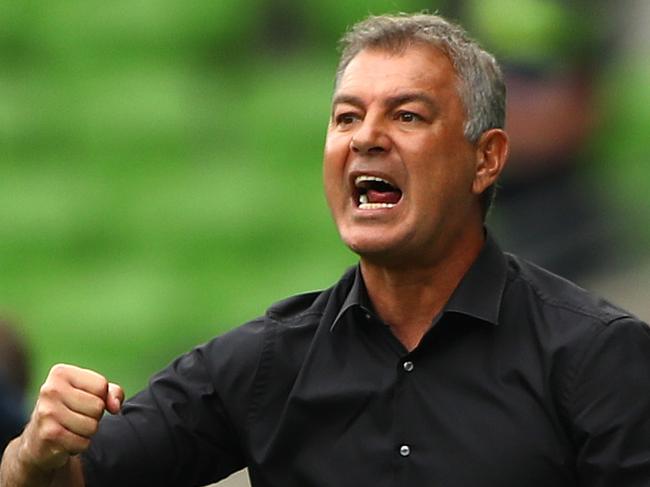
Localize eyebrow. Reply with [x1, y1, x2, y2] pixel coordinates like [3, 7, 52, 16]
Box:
[385, 93, 438, 113]
[331, 92, 438, 115]
[330, 94, 364, 116]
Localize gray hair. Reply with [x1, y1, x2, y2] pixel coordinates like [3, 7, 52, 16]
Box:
[335, 13, 506, 217]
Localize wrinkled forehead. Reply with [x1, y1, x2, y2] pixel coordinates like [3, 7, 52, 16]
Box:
[335, 40, 457, 89]
[333, 44, 462, 104]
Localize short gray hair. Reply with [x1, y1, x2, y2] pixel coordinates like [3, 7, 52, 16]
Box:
[335, 13, 506, 216]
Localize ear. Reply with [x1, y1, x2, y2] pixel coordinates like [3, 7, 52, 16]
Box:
[472, 128, 509, 195]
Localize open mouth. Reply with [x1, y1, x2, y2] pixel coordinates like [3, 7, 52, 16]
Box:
[354, 175, 403, 209]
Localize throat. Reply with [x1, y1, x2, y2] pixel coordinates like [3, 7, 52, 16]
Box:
[389, 321, 434, 352]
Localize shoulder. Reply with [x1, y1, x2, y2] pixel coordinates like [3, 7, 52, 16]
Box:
[498, 253, 647, 373]
[503, 253, 635, 329]
[198, 266, 356, 374]
[501, 254, 650, 421]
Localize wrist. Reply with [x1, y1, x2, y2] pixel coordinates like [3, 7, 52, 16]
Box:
[14, 435, 58, 484]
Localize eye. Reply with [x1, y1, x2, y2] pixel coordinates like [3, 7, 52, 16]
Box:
[335, 112, 360, 127]
[333, 112, 363, 131]
[396, 111, 422, 123]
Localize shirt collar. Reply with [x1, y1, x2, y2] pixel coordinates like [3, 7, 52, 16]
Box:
[329, 265, 371, 332]
[329, 232, 508, 331]
[443, 232, 507, 326]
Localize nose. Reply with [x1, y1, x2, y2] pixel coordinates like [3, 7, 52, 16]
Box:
[350, 117, 391, 155]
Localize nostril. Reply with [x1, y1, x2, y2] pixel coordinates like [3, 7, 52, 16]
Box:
[351, 139, 385, 154]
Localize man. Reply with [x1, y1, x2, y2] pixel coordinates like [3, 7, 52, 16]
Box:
[2, 13, 649, 487]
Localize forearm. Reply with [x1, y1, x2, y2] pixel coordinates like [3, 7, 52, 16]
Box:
[1, 435, 52, 487]
[0, 436, 85, 487]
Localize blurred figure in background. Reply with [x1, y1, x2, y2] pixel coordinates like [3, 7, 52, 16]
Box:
[463, 0, 620, 283]
[0, 317, 30, 453]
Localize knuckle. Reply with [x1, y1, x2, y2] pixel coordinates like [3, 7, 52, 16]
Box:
[49, 363, 69, 378]
[39, 382, 59, 399]
[41, 422, 65, 443]
[38, 382, 50, 396]
[36, 402, 55, 420]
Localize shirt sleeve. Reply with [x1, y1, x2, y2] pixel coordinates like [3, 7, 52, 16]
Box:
[82, 319, 267, 487]
[568, 316, 650, 486]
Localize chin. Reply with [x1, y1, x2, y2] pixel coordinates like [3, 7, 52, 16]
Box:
[340, 231, 405, 261]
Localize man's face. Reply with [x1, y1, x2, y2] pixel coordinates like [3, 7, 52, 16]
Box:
[324, 44, 482, 265]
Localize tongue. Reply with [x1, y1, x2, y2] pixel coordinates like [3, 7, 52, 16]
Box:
[366, 189, 402, 204]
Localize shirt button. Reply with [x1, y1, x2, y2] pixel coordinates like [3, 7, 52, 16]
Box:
[364, 313, 371, 320]
[403, 361, 414, 372]
[399, 444, 411, 457]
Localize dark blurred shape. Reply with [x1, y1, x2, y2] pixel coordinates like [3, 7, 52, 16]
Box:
[492, 61, 611, 280]
[462, 0, 619, 282]
[257, 0, 307, 53]
[0, 317, 30, 453]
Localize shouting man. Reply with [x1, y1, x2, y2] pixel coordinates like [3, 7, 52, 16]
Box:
[2, 13, 649, 487]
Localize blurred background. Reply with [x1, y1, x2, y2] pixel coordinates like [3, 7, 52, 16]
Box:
[1, 0, 649, 475]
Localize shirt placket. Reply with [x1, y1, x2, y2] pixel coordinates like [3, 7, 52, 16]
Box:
[392, 350, 418, 485]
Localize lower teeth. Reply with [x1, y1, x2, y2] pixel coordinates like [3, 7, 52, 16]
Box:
[359, 203, 395, 209]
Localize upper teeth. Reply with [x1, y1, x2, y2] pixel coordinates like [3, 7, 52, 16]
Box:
[355, 175, 391, 186]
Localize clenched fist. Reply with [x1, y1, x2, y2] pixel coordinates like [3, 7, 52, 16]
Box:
[1, 364, 124, 486]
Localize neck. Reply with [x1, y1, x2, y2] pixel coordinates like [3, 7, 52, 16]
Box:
[360, 228, 485, 351]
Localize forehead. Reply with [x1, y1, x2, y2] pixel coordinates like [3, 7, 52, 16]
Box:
[335, 44, 459, 100]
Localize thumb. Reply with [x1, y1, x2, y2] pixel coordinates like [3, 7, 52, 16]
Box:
[105, 382, 124, 414]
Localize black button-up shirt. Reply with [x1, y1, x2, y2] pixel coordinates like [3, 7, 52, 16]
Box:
[83, 236, 650, 486]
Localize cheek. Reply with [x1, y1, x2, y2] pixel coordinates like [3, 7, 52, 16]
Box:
[324, 131, 349, 163]
[322, 137, 347, 208]
[405, 150, 474, 205]
[323, 134, 349, 179]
